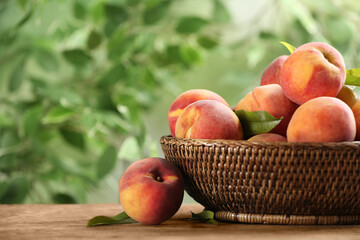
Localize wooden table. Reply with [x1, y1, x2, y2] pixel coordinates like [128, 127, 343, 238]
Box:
[1, 203, 360, 240]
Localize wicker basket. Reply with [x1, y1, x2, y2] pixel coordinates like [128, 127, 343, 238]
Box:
[160, 136, 360, 225]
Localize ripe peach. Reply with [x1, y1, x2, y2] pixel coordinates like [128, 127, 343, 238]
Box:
[248, 133, 287, 142]
[287, 97, 356, 142]
[119, 157, 184, 225]
[235, 84, 298, 136]
[351, 101, 360, 141]
[168, 89, 230, 136]
[280, 42, 346, 105]
[175, 100, 243, 140]
[336, 85, 359, 108]
[260, 55, 288, 86]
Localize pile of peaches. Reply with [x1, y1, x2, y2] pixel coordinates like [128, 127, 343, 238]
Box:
[169, 42, 360, 143]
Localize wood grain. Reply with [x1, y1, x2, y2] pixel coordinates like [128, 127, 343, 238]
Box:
[0, 204, 359, 240]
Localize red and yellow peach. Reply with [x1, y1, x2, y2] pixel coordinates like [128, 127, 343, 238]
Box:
[280, 42, 346, 105]
[175, 100, 243, 140]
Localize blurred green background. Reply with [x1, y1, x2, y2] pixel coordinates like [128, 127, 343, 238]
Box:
[0, 0, 360, 204]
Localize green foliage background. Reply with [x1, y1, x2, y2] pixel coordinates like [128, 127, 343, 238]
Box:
[0, 0, 359, 204]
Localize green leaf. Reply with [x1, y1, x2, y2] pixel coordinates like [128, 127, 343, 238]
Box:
[22, 105, 43, 137]
[36, 86, 84, 106]
[213, 0, 231, 23]
[33, 47, 59, 72]
[97, 63, 126, 88]
[0, 181, 9, 200]
[187, 209, 220, 225]
[197, 36, 218, 49]
[53, 193, 77, 203]
[0, 177, 30, 204]
[73, 1, 87, 20]
[105, 4, 128, 24]
[259, 31, 276, 39]
[345, 69, 360, 86]
[59, 127, 85, 151]
[176, 17, 207, 34]
[280, 41, 296, 54]
[0, 114, 13, 127]
[14, 8, 33, 30]
[8, 57, 26, 92]
[87, 30, 102, 50]
[62, 49, 92, 67]
[127, 0, 141, 6]
[180, 45, 202, 65]
[143, 0, 170, 25]
[87, 211, 137, 227]
[16, 0, 27, 10]
[97, 146, 118, 179]
[42, 106, 76, 124]
[235, 110, 283, 139]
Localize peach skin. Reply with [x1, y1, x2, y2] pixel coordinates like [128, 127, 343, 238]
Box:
[336, 85, 359, 108]
[248, 133, 287, 142]
[119, 157, 184, 225]
[351, 101, 360, 141]
[280, 42, 346, 105]
[175, 100, 243, 140]
[168, 89, 230, 136]
[235, 84, 298, 136]
[260, 55, 288, 86]
[287, 97, 356, 142]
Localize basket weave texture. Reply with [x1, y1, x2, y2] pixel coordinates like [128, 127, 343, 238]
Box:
[160, 136, 360, 224]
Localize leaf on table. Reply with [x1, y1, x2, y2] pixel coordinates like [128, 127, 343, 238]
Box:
[87, 211, 137, 227]
[235, 110, 282, 139]
[345, 68, 360, 86]
[187, 209, 220, 225]
[280, 41, 296, 54]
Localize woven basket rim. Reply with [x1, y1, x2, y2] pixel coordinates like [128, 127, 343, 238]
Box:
[161, 135, 360, 150]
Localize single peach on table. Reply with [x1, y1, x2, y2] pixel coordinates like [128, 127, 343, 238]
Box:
[168, 89, 230, 136]
[336, 85, 359, 108]
[287, 97, 356, 142]
[175, 100, 243, 140]
[260, 55, 288, 86]
[119, 157, 184, 225]
[351, 101, 360, 141]
[248, 133, 287, 142]
[280, 42, 346, 105]
[235, 84, 298, 136]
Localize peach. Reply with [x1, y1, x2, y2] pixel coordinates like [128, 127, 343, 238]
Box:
[351, 101, 360, 141]
[119, 157, 184, 225]
[287, 97, 356, 142]
[175, 100, 243, 140]
[168, 89, 230, 136]
[235, 84, 298, 136]
[248, 133, 287, 142]
[260, 55, 288, 85]
[280, 42, 346, 105]
[336, 85, 359, 107]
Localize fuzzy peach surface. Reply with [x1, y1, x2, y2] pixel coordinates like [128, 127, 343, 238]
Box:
[235, 84, 298, 137]
[287, 97, 356, 142]
[175, 100, 242, 140]
[168, 89, 230, 136]
[280, 42, 346, 105]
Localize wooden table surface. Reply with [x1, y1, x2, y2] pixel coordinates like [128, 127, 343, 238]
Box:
[1, 203, 360, 240]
